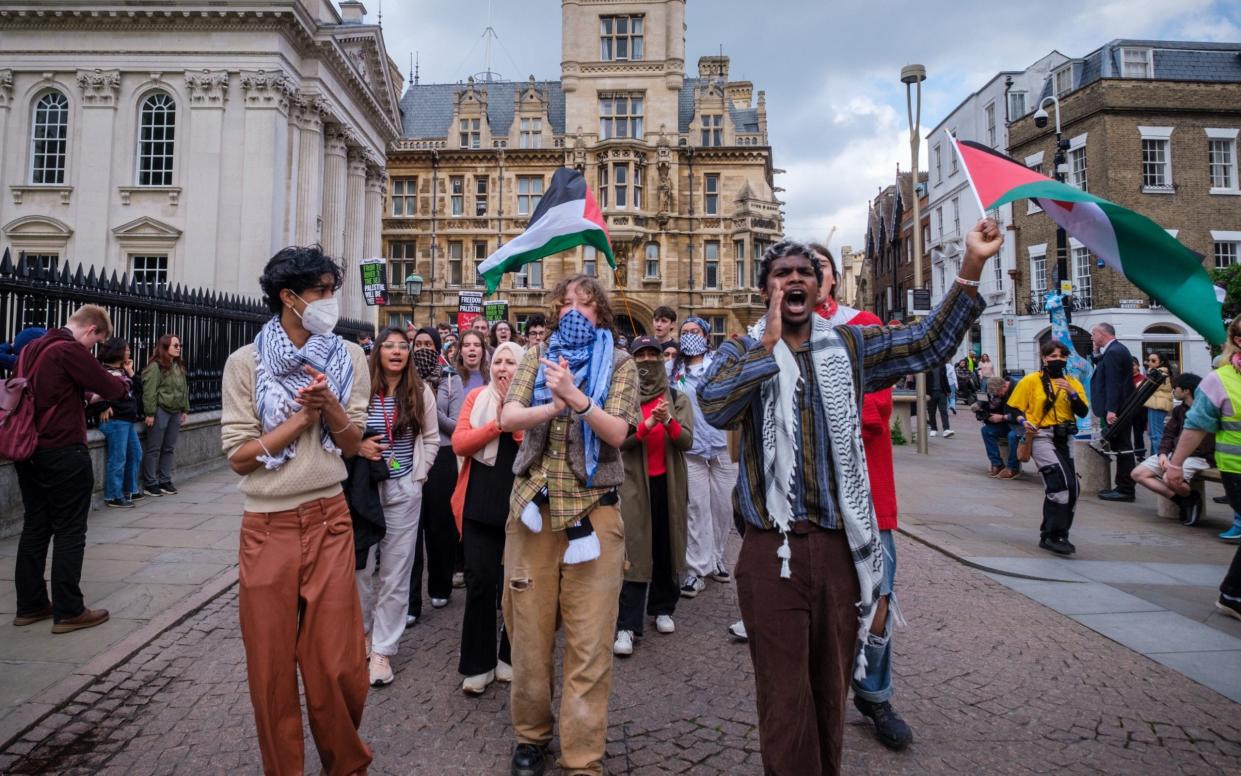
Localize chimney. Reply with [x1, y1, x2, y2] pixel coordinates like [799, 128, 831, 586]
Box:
[339, 1, 367, 24]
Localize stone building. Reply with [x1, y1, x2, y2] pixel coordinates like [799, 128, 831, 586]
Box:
[835, 244, 867, 311]
[1006, 39, 1241, 376]
[865, 170, 930, 323]
[0, 0, 402, 320]
[382, 0, 783, 341]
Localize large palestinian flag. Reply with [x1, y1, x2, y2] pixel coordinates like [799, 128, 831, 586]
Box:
[479, 167, 614, 294]
[949, 135, 1227, 345]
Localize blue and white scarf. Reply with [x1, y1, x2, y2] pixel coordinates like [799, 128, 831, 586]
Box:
[532, 309, 614, 485]
[253, 316, 355, 470]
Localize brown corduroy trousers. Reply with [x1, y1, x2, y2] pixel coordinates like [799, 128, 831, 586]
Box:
[736, 524, 860, 776]
[239, 493, 372, 776]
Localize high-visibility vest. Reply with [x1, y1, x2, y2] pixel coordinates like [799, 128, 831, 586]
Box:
[1214, 366, 1241, 473]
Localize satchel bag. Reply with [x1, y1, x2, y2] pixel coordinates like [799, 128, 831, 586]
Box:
[0, 341, 57, 462]
[1017, 429, 1036, 463]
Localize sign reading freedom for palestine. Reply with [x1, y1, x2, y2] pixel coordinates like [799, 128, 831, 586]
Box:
[457, 291, 483, 330]
[359, 258, 388, 306]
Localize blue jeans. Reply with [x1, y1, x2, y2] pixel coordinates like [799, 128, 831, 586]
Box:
[1147, 409, 1168, 458]
[100, 419, 142, 501]
[852, 530, 896, 703]
[980, 423, 1020, 471]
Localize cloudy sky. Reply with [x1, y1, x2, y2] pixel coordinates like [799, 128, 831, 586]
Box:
[369, 0, 1240, 252]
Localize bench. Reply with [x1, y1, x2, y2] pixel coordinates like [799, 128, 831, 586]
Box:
[1155, 466, 1215, 519]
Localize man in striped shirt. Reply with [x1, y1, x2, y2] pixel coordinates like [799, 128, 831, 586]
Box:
[701, 219, 1000, 775]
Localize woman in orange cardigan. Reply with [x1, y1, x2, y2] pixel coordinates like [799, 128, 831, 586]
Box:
[451, 341, 525, 695]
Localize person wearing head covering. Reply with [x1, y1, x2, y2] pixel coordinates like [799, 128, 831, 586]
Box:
[406, 326, 463, 622]
[670, 315, 737, 597]
[450, 341, 525, 695]
[612, 336, 694, 657]
[0, 326, 47, 371]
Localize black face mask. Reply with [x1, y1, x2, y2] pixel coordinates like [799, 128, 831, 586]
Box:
[1045, 359, 1067, 378]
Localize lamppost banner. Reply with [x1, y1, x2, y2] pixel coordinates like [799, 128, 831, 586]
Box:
[457, 290, 483, 330]
[359, 258, 388, 306]
[484, 299, 509, 323]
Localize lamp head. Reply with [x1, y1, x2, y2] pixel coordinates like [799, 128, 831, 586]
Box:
[1033, 108, 1049, 129]
[404, 273, 424, 299]
[900, 64, 927, 85]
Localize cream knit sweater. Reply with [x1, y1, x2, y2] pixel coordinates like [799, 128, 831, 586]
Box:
[221, 342, 371, 513]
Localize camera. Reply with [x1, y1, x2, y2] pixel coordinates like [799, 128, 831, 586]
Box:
[1033, 108, 1049, 129]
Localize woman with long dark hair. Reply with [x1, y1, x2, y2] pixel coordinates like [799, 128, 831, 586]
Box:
[1143, 351, 1175, 456]
[355, 327, 439, 687]
[490, 319, 514, 348]
[97, 337, 144, 507]
[456, 329, 489, 392]
[141, 333, 189, 496]
[407, 327, 462, 622]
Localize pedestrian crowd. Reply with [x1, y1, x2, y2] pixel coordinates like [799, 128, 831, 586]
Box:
[5, 217, 1239, 776]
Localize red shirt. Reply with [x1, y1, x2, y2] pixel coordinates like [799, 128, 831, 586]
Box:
[817, 301, 899, 530]
[21, 328, 130, 450]
[635, 394, 683, 476]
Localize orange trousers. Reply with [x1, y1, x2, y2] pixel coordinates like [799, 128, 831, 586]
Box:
[239, 493, 372, 776]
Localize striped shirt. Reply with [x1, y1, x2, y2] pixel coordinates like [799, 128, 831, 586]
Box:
[366, 394, 414, 478]
[700, 283, 985, 531]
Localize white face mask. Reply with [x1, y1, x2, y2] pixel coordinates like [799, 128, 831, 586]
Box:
[292, 293, 340, 336]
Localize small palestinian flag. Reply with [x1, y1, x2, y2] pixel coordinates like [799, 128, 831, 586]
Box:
[949, 134, 1226, 345]
[479, 168, 614, 294]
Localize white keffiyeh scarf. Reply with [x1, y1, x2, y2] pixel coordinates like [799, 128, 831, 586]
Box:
[253, 316, 355, 470]
[749, 313, 885, 680]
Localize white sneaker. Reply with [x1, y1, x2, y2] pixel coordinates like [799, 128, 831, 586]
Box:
[462, 669, 494, 695]
[929, 429, 938, 437]
[431, 597, 449, 609]
[452, 572, 465, 589]
[680, 575, 705, 598]
[943, 429, 955, 438]
[728, 620, 748, 642]
[369, 653, 394, 687]
[655, 615, 675, 634]
[405, 614, 417, 627]
[613, 630, 634, 656]
[495, 659, 513, 683]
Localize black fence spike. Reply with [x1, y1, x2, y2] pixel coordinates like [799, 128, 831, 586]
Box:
[0, 247, 10, 275]
[109, 270, 120, 291]
[58, 262, 71, 284]
[73, 263, 85, 286]
[86, 266, 98, 287]
[16, 252, 29, 277]
[119, 271, 129, 290]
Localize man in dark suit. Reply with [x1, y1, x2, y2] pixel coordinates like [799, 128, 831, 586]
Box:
[1090, 322, 1136, 501]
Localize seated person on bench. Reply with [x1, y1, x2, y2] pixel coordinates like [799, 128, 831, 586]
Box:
[1132, 372, 1212, 526]
[975, 376, 1021, 479]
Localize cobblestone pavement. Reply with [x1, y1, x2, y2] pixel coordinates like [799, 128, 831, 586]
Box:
[2, 534, 1240, 775]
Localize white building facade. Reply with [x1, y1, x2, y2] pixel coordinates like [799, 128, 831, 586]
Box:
[0, 0, 402, 320]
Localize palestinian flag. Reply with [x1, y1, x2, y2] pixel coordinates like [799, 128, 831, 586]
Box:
[479, 167, 614, 294]
[950, 135, 1227, 345]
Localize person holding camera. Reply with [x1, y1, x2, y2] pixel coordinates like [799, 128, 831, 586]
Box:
[1007, 341, 1090, 555]
[975, 376, 1021, 479]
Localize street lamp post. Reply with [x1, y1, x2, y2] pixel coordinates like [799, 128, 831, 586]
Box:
[902, 63, 929, 455]
[1034, 96, 1072, 319]
[404, 273, 424, 327]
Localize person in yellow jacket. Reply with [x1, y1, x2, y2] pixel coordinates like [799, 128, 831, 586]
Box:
[1007, 341, 1089, 556]
[1142, 351, 1175, 456]
[141, 333, 190, 496]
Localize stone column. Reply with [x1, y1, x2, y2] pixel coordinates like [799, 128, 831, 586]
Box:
[292, 93, 326, 245]
[321, 125, 349, 258]
[181, 70, 229, 290]
[342, 146, 369, 318]
[234, 70, 293, 291]
[0, 70, 12, 231]
[75, 69, 121, 271]
[363, 162, 385, 259]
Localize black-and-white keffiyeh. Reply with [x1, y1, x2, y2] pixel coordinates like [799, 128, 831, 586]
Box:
[253, 316, 355, 470]
[749, 313, 885, 680]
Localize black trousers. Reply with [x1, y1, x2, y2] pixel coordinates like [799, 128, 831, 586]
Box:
[409, 445, 459, 617]
[617, 475, 679, 635]
[459, 518, 511, 676]
[925, 393, 950, 431]
[1102, 418, 1137, 493]
[14, 444, 94, 620]
[1034, 434, 1079, 541]
[1219, 473, 1241, 599]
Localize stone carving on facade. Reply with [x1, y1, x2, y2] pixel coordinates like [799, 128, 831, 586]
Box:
[324, 124, 354, 156]
[0, 69, 13, 109]
[239, 70, 295, 113]
[76, 68, 121, 107]
[292, 91, 329, 130]
[572, 129, 587, 171]
[347, 147, 369, 176]
[184, 70, 229, 107]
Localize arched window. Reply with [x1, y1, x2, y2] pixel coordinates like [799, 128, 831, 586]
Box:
[137, 92, 176, 186]
[30, 91, 69, 184]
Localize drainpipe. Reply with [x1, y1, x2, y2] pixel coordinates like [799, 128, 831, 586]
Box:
[430, 150, 438, 326]
[687, 146, 695, 316]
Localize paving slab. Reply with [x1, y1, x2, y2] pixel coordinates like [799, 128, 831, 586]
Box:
[126, 562, 230, 585]
[1071, 610, 1241, 656]
[0, 662, 74, 707]
[118, 527, 232, 549]
[0, 617, 139, 662]
[92, 583, 204, 620]
[984, 576, 1164, 615]
[122, 513, 220, 530]
[1145, 650, 1241, 705]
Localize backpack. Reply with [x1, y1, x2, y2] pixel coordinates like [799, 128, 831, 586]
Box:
[0, 341, 57, 462]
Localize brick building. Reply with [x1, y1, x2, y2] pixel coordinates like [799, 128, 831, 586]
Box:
[382, 0, 783, 341]
[866, 170, 930, 322]
[1006, 39, 1241, 376]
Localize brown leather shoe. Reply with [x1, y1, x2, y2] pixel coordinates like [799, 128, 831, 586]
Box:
[52, 608, 110, 634]
[988, 465, 1003, 477]
[996, 469, 1019, 480]
[13, 606, 53, 626]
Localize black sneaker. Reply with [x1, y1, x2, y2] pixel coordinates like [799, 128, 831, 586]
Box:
[1181, 490, 1203, 527]
[105, 498, 135, 509]
[129, 490, 145, 501]
[511, 743, 546, 776]
[159, 482, 178, 495]
[143, 485, 164, 497]
[853, 696, 914, 751]
[1039, 537, 1073, 556]
[1217, 595, 1241, 622]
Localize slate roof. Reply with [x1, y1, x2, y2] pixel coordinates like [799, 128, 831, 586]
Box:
[398, 80, 566, 139]
[1038, 39, 1241, 99]
[678, 77, 760, 133]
